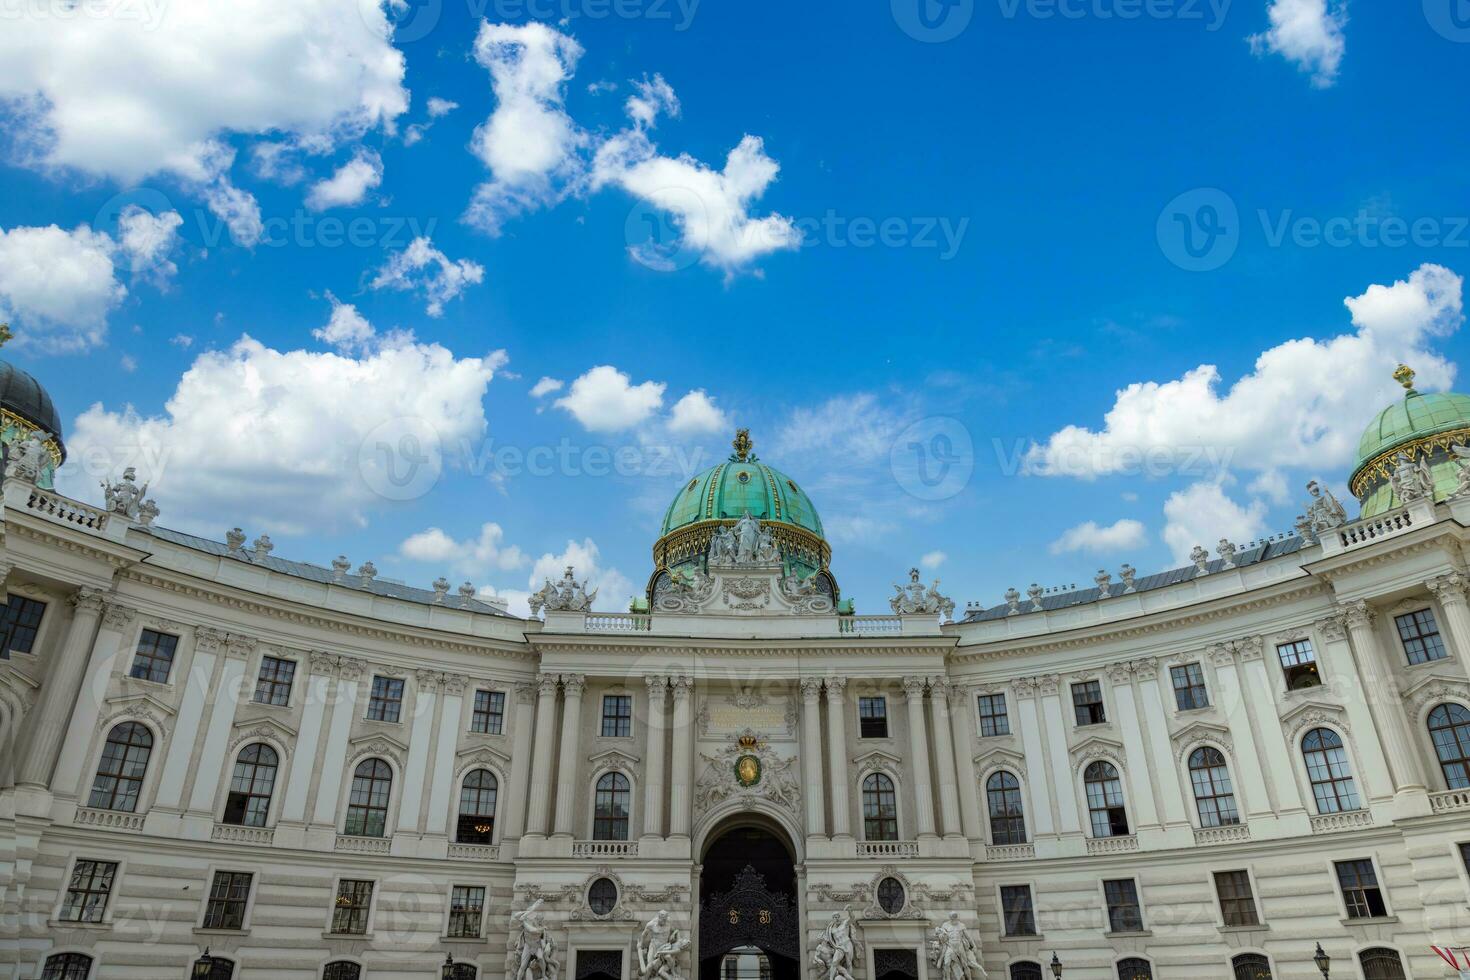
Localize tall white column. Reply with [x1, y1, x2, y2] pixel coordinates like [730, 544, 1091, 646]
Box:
[311, 658, 363, 826]
[523, 674, 561, 839]
[1233, 639, 1308, 816]
[18, 589, 104, 787]
[1109, 663, 1159, 832]
[902, 676, 938, 838]
[1037, 675, 1081, 835]
[1312, 619, 1394, 802]
[947, 684, 983, 841]
[1427, 574, 1470, 675]
[552, 673, 586, 838]
[503, 683, 537, 840]
[1207, 645, 1275, 820]
[927, 677, 963, 838]
[1131, 659, 1189, 827]
[641, 675, 668, 841]
[800, 678, 827, 839]
[424, 674, 464, 837]
[824, 678, 852, 839]
[280, 652, 333, 823]
[1013, 678, 1056, 837]
[50, 600, 135, 797]
[186, 636, 251, 814]
[398, 670, 441, 835]
[668, 675, 695, 839]
[1343, 601, 1427, 795]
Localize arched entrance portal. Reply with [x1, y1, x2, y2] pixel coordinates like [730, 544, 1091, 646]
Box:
[698, 821, 800, 980]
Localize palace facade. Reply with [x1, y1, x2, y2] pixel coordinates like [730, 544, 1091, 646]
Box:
[3, 359, 1470, 980]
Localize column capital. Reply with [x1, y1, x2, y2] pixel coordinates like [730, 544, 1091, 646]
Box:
[1315, 613, 1348, 642]
[945, 682, 970, 709]
[927, 676, 950, 699]
[224, 634, 257, 661]
[442, 673, 469, 697]
[1427, 573, 1470, 606]
[1340, 599, 1376, 631]
[823, 676, 847, 699]
[1130, 656, 1159, 680]
[1207, 643, 1237, 667]
[195, 626, 228, 655]
[71, 588, 106, 615]
[101, 600, 137, 631]
[644, 674, 669, 697]
[1105, 661, 1133, 685]
[1037, 672, 1061, 697]
[415, 668, 445, 693]
[799, 676, 824, 701]
[669, 674, 693, 698]
[536, 673, 561, 697]
[901, 675, 927, 699]
[1010, 675, 1037, 698]
[337, 656, 366, 681]
[560, 673, 587, 697]
[1235, 636, 1264, 661]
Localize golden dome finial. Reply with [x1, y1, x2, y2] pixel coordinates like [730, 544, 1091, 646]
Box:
[1393, 363, 1416, 392]
[731, 428, 753, 461]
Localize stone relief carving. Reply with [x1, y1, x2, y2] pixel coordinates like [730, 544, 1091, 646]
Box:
[655, 567, 716, 613]
[694, 730, 801, 819]
[722, 575, 772, 611]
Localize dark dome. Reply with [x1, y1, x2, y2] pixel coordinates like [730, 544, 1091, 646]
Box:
[0, 359, 65, 444]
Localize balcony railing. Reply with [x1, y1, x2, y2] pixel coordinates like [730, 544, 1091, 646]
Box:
[212, 824, 275, 845]
[1193, 823, 1251, 845]
[839, 616, 904, 635]
[74, 807, 143, 831]
[335, 834, 390, 854]
[1085, 834, 1139, 855]
[23, 487, 110, 533]
[985, 843, 1035, 861]
[1309, 809, 1373, 834]
[1429, 788, 1470, 814]
[585, 614, 652, 633]
[448, 842, 502, 861]
[1335, 506, 1415, 550]
[856, 840, 919, 858]
[571, 839, 639, 858]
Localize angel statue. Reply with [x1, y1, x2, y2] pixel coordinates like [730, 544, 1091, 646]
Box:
[1389, 451, 1434, 503]
[811, 906, 859, 980]
[510, 899, 558, 980]
[1450, 444, 1470, 499]
[929, 913, 986, 980]
[637, 910, 691, 980]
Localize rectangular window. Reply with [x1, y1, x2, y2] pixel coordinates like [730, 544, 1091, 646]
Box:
[601, 694, 633, 737]
[1396, 609, 1449, 665]
[1170, 663, 1210, 710]
[1000, 884, 1037, 936]
[858, 697, 889, 739]
[1213, 870, 1260, 927]
[1103, 878, 1143, 934]
[129, 628, 179, 683]
[1461, 841, 1470, 877]
[202, 871, 253, 930]
[59, 859, 117, 923]
[1335, 859, 1388, 919]
[366, 676, 404, 723]
[471, 690, 506, 734]
[978, 693, 1010, 736]
[1276, 639, 1321, 690]
[0, 595, 45, 657]
[253, 656, 295, 706]
[448, 884, 486, 938]
[1072, 681, 1106, 726]
[331, 879, 374, 935]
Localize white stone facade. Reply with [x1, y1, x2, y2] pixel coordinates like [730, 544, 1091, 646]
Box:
[3, 476, 1470, 980]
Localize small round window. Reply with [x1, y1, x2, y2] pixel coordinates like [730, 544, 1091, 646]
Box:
[876, 877, 905, 914]
[588, 877, 618, 915]
[737, 470, 751, 484]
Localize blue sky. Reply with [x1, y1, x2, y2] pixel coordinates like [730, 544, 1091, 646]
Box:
[2, 0, 1469, 614]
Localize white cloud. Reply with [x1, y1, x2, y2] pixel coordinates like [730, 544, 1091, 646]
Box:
[61, 333, 507, 533]
[1025, 264, 1463, 480]
[306, 150, 383, 210]
[1247, 469, 1290, 504]
[399, 522, 528, 577]
[1249, 0, 1347, 89]
[370, 236, 485, 317]
[1049, 519, 1148, 555]
[119, 354, 137, 373]
[920, 550, 947, 570]
[427, 97, 459, 118]
[625, 74, 679, 129]
[1161, 482, 1268, 564]
[525, 538, 634, 615]
[313, 293, 377, 353]
[116, 206, 183, 282]
[170, 334, 194, 349]
[776, 393, 907, 465]
[667, 389, 728, 435]
[0, 0, 407, 237]
[530, 376, 565, 398]
[553, 365, 666, 432]
[464, 22, 586, 233]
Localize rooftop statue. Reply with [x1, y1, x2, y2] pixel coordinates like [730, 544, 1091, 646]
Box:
[1451, 444, 1470, 499]
[709, 511, 780, 567]
[101, 466, 148, 519]
[1389, 450, 1434, 502]
[1305, 479, 1347, 531]
[890, 567, 955, 620]
[529, 566, 597, 615]
[8, 429, 52, 484]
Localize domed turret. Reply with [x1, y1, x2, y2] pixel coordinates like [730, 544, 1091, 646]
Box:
[647, 429, 837, 603]
[1350, 364, 1470, 516]
[0, 330, 67, 488]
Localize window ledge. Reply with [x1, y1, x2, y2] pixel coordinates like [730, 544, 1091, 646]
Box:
[1340, 915, 1399, 927]
[1176, 705, 1213, 715]
[48, 919, 113, 931]
[1218, 924, 1268, 933]
[194, 926, 250, 937]
[323, 931, 374, 940]
[443, 935, 487, 943]
[1104, 930, 1152, 939]
[999, 933, 1044, 943]
[1404, 657, 1450, 669]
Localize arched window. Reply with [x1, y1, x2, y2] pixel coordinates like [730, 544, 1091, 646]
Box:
[1231, 953, 1273, 979]
[986, 771, 1026, 845]
[1008, 964, 1042, 980]
[862, 773, 898, 841]
[343, 758, 392, 837]
[1116, 958, 1153, 980]
[593, 772, 630, 840]
[42, 953, 93, 980]
[1188, 747, 1240, 827]
[1358, 948, 1407, 980]
[1084, 761, 1129, 837]
[323, 963, 362, 980]
[1302, 728, 1360, 813]
[1428, 703, 1470, 789]
[199, 957, 234, 980]
[223, 743, 278, 826]
[457, 769, 498, 843]
[87, 722, 152, 812]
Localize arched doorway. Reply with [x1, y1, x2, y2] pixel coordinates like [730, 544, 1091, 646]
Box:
[698, 821, 800, 980]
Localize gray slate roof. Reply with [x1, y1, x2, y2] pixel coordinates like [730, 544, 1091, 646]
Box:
[142, 525, 524, 619]
[960, 535, 1309, 623]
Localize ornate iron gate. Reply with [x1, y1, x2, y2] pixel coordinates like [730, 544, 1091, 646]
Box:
[698, 865, 800, 962]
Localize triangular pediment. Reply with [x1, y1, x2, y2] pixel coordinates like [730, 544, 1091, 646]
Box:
[348, 731, 410, 755]
[231, 716, 298, 740]
[973, 745, 1026, 772]
[588, 748, 642, 770]
[1068, 733, 1126, 763]
[1171, 719, 1231, 746]
[457, 743, 512, 769]
[1278, 697, 1343, 727]
[851, 748, 903, 776]
[106, 689, 178, 718]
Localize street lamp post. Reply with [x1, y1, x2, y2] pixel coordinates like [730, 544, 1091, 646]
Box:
[442, 953, 457, 980]
[1049, 952, 1063, 978]
[1313, 943, 1331, 979]
[192, 948, 216, 979]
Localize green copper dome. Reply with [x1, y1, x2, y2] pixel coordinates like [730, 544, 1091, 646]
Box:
[1350, 365, 1470, 516]
[660, 434, 823, 538]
